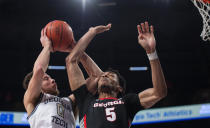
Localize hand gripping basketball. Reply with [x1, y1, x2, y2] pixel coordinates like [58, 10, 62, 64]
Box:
[44, 20, 75, 52]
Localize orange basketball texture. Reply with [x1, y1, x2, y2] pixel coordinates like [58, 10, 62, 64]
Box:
[45, 20, 75, 52]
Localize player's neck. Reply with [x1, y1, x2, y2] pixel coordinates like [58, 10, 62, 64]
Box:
[98, 92, 117, 99]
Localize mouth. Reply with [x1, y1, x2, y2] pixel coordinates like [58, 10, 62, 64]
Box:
[99, 85, 113, 94]
[101, 79, 107, 82]
[52, 83, 57, 89]
[100, 77, 108, 82]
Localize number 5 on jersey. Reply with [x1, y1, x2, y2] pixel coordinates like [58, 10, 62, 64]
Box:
[105, 107, 116, 122]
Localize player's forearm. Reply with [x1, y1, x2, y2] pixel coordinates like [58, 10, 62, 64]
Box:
[69, 29, 96, 62]
[66, 59, 86, 91]
[149, 59, 167, 98]
[33, 45, 51, 73]
[80, 53, 103, 77]
[65, 29, 97, 91]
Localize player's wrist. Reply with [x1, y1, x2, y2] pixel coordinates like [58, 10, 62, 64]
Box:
[45, 44, 53, 52]
[89, 27, 97, 36]
[147, 50, 158, 60]
[43, 44, 50, 48]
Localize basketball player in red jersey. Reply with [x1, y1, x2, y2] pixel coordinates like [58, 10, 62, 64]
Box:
[66, 22, 167, 128]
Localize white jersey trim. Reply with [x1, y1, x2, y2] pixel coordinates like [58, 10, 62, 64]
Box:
[27, 93, 44, 120]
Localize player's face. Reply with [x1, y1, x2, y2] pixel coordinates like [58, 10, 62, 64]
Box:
[98, 72, 120, 94]
[41, 73, 59, 95]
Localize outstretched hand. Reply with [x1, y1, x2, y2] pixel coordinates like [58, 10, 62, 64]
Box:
[40, 28, 53, 52]
[137, 22, 156, 53]
[60, 24, 111, 53]
[90, 23, 112, 35]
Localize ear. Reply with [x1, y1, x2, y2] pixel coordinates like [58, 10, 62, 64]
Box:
[40, 89, 44, 94]
[117, 85, 123, 93]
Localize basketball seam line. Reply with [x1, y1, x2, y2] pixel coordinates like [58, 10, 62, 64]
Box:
[50, 21, 54, 51]
[58, 22, 64, 50]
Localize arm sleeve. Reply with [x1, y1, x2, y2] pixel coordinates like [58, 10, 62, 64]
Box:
[123, 93, 143, 120]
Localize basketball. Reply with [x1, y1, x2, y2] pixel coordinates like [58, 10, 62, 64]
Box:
[203, 0, 210, 3]
[44, 20, 75, 52]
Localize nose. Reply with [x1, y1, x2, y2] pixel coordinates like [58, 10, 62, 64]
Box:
[101, 74, 107, 77]
[51, 79, 55, 83]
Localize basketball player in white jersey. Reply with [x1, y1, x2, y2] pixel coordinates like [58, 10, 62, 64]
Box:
[23, 26, 107, 128]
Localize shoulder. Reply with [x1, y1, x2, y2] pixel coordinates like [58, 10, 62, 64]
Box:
[68, 94, 75, 103]
[122, 93, 139, 100]
[122, 93, 142, 107]
[72, 84, 90, 97]
[24, 93, 44, 117]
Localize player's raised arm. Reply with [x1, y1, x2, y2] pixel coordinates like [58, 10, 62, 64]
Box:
[23, 28, 53, 115]
[80, 53, 103, 78]
[79, 53, 103, 93]
[137, 22, 167, 109]
[66, 24, 111, 91]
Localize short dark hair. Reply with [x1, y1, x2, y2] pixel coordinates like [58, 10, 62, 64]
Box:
[105, 68, 126, 97]
[23, 71, 33, 90]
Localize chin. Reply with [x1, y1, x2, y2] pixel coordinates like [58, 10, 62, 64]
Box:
[48, 89, 60, 96]
[99, 85, 112, 94]
[56, 89, 60, 96]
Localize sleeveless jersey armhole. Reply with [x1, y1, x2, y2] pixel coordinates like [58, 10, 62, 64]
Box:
[27, 93, 44, 120]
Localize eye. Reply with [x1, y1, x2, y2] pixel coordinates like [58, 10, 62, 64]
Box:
[43, 77, 49, 80]
[108, 74, 115, 78]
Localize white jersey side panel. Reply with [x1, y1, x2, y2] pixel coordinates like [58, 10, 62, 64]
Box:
[28, 93, 75, 128]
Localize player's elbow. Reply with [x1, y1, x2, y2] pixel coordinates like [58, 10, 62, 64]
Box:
[33, 65, 44, 76]
[156, 87, 167, 100]
[162, 88, 167, 98]
[66, 52, 82, 65]
[65, 55, 76, 65]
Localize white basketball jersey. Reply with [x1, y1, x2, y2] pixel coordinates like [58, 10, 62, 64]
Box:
[27, 93, 75, 128]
